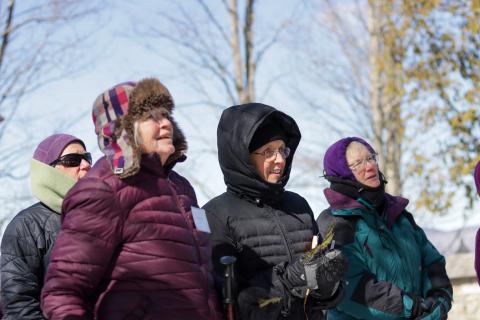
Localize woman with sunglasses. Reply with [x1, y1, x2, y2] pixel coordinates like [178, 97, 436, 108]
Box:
[41, 79, 223, 320]
[1, 134, 91, 319]
[204, 103, 347, 320]
[316, 137, 452, 319]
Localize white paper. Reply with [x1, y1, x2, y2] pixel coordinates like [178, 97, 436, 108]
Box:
[191, 206, 211, 233]
[311, 235, 318, 249]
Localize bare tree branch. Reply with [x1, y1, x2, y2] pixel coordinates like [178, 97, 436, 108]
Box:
[196, 0, 230, 45]
[0, 0, 14, 74]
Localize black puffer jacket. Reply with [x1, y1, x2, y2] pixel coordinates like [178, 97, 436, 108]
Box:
[204, 103, 341, 320]
[1, 202, 60, 319]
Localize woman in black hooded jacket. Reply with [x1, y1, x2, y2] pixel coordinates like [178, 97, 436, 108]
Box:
[203, 103, 347, 320]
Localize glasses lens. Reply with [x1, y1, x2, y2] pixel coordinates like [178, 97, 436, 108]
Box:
[55, 153, 92, 167]
[264, 147, 291, 160]
[264, 150, 275, 160]
[350, 154, 377, 171]
[84, 152, 92, 164]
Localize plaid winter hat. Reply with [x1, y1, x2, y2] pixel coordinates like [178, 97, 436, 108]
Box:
[33, 134, 86, 165]
[92, 81, 136, 177]
[323, 137, 376, 181]
[92, 78, 187, 178]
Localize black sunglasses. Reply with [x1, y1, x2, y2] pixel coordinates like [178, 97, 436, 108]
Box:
[50, 152, 92, 167]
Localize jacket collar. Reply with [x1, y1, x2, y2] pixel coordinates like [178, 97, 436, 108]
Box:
[324, 188, 409, 228]
[139, 153, 171, 176]
[30, 159, 76, 214]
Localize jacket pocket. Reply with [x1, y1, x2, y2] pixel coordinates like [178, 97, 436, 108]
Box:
[123, 296, 152, 320]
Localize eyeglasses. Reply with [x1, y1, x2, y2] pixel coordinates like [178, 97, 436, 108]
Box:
[348, 153, 378, 172]
[50, 153, 92, 167]
[251, 147, 291, 161]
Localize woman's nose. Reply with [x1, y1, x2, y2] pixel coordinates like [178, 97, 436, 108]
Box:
[365, 160, 377, 171]
[273, 152, 286, 164]
[80, 159, 91, 171]
[158, 117, 172, 129]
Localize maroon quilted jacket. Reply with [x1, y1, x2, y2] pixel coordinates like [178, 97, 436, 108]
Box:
[41, 155, 223, 320]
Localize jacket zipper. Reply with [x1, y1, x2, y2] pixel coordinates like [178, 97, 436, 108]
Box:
[377, 216, 418, 293]
[167, 179, 213, 313]
[269, 207, 294, 262]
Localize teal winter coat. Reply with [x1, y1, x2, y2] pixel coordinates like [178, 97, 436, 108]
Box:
[316, 188, 452, 320]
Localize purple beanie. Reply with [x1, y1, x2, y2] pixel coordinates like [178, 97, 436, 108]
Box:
[323, 137, 376, 181]
[33, 134, 86, 165]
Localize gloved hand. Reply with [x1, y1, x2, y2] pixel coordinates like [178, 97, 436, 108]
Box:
[407, 292, 450, 320]
[407, 293, 429, 319]
[310, 249, 348, 299]
[274, 249, 348, 298]
[416, 299, 447, 320]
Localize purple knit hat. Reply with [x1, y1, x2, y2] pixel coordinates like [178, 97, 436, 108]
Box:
[323, 137, 376, 181]
[474, 161, 480, 196]
[33, 134, 86, 165]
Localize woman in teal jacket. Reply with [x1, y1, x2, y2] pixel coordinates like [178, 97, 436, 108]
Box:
[316, 137, 452, 320]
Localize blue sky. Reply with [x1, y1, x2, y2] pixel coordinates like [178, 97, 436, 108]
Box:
[1, 0, 479, 232]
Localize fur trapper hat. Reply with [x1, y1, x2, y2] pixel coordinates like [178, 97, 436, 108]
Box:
[92, 78, 187, 178]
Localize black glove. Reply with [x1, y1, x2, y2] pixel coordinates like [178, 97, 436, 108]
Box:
[274, 249, 348, 298]
[311, 249, 348, 299]
[414, 289, 450, 320]
[407, 292, 449, 320]
[416, 299, 447, 320]
[308, 280, 345, 310]
[407, 294, 428, 319]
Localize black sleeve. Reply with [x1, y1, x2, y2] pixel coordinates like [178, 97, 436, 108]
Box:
[204, 203, 286, 320]
[316, 208, 356, 247]
[1, 214, 46, 319]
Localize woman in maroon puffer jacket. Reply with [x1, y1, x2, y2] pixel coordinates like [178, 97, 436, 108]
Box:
[41, 78, 223, 320]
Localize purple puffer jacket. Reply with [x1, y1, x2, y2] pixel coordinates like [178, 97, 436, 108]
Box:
[41, 156, 223, 320]
[476, 228, 480, 284]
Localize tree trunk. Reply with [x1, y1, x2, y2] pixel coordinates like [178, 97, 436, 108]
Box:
[243, 0, 255, 102]
[228, 0, 245, 102]
[368, 0, 403, 196]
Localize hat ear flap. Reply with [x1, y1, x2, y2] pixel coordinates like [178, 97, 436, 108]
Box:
[96, 117, 140, 177]
[164, 117, 187, 167]
[114, 115, 142, 178]
[92, 82, 138, 177]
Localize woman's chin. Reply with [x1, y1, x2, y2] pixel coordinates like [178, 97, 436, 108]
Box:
[158, 146, 175, 163]
[365, 179, 381, 188]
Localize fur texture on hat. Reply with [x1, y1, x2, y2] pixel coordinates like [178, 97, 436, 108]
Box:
[92, 78, 187, 178]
